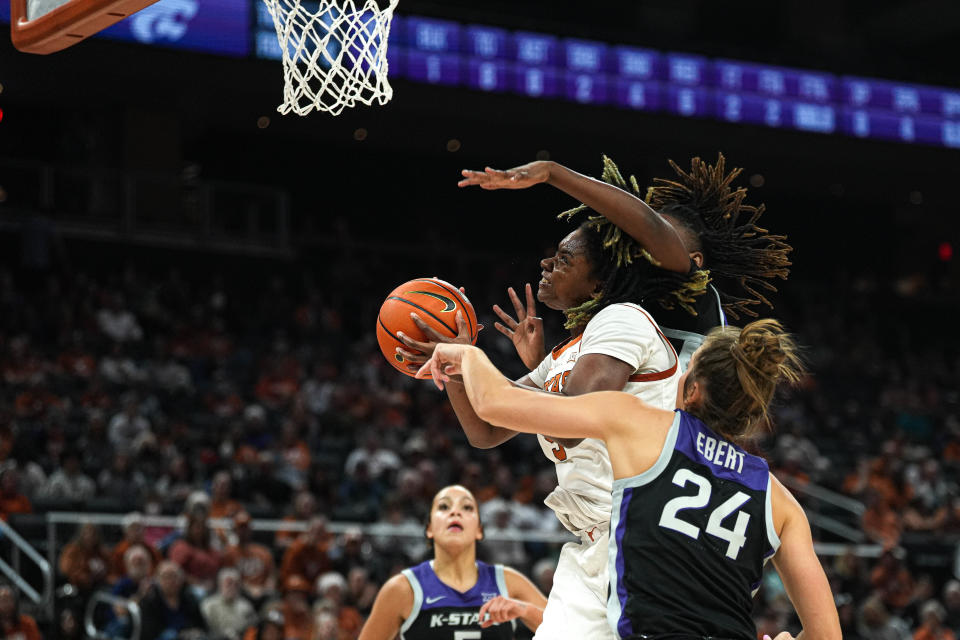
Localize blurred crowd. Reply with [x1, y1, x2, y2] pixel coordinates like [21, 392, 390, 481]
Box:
[0, 256, 957, 639]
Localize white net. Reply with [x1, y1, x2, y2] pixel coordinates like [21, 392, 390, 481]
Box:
[262, 0, 399, 116]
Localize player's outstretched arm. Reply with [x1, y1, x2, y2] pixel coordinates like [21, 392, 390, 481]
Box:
[459, 160, 690, 273]
[769, 475, 842, 640]
[420, 344, 653, 442]
[479, 567, 548, 631]
[358, 574, 413, 640]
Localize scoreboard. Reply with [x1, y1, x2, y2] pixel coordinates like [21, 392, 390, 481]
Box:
[256, 11, 959, 150]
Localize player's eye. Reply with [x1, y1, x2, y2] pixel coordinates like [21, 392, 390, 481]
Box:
[463, 504, 474, 511]
[438, 503, 449, 510]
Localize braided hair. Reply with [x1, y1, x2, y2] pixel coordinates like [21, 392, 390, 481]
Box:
[645, 154, 792, 319]
[558, 156, 713, 329]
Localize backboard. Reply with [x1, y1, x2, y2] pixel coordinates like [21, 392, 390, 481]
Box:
[10, 0, 160, 53]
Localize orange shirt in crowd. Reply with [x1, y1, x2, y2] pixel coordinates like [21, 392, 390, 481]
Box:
[870, 564, 915, 610]
[914, 627, 957, 640]
[0, 613, 42, 640]
[0, 495, 32, 522]
[222, 543, 275, 589]
[335, 605, 363, 640]
[280, 539, 331, 586]
[59, 543, 110, 591]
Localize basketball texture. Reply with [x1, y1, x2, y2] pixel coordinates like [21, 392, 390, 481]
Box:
[377, 278, 478, 377]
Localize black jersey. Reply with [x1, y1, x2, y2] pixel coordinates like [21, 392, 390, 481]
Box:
[607, 411, 779, 640]
[400, 560, 515, 640]
[654, 281, 726, 372]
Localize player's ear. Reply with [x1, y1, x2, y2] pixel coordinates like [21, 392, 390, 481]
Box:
[476, 522, 484, 542]
[690, 251, 705, 269]
[683, 379, 704, 409]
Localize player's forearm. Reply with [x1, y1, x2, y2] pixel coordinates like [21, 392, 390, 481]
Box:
[445, 379, 517, 448]
[516, 601, 544, 631]
[545, 161, 690, 273]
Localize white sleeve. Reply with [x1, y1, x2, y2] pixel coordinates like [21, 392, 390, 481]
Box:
[578, 304, 661, 372]
[525, 353, 553, 389]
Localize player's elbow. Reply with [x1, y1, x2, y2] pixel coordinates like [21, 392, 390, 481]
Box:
[464, 429, 503, 449]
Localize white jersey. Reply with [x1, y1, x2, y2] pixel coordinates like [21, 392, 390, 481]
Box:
[526, 303, 680, 536]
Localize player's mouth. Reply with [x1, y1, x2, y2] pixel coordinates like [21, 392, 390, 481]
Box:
[539, 274, 551, 287]
[447, 521, 463, 532]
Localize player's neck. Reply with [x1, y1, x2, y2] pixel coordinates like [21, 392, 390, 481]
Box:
[432, 547, 479, 592]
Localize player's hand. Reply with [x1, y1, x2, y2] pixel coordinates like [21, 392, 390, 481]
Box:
[763, 634, 796, 640]
[478, 596, 528, 628]
[417, 343, 471, 390]
[397, 310, 479, 374]
[493, 283, 545, 370]
[458, 161, 551, 190]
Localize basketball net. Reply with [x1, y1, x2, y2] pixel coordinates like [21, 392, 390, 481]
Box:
[262, 0, 399, 116]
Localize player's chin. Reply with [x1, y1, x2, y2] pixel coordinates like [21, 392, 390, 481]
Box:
[535, 283, 554, 304]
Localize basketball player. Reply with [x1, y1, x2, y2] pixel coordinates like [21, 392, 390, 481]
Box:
[398, 221, 685, 640]
[459, 154, 792, 369]
[358, 485, 546, 640]
[418, 322, 841, 640]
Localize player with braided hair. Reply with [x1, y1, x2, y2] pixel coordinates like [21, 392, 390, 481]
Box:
[461, 154, 792, 369]
[397, 173, 693, 640]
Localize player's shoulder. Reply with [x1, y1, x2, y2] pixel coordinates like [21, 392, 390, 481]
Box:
[584, 303, 661, 336]
[383, 570, 417, 599]
[589, 302, 659, 325]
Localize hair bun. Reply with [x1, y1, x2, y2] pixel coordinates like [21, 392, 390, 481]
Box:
[734, 319, 803, 384]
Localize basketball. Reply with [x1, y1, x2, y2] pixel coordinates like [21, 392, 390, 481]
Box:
[376, 278, 479, 377]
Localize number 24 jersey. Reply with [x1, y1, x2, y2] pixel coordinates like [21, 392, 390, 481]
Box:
[608, 410, 780, 640]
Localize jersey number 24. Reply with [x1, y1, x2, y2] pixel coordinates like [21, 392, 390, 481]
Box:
[657, 469, 751, 561]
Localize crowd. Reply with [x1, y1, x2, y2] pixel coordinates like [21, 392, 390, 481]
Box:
[0, 251, 957, 639]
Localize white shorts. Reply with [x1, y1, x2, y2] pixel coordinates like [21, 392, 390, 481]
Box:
[533, 528, 616, 640]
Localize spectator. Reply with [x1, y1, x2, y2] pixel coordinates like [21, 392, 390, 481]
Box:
[108, 512, 162, 581]
[210, 471, 244, 521]
[140, 561, 206, 640]
[863, 491, 903, 549]
[58, 522, 110, 593]
[914, 600, 956, 640]
[243, 608, 284, 640]
[169, 514, 222, 597]
[41, 452, 96, 502]
[280, 576, 314, 640]
[222, 511, 276, 604]
[313, 572, 362, 640]
[97, 294, 143, 342]
[0, 582, 41, 640]
[344, 568, 377, 617]
[280, 517, 333, 587]
[201, 568, 257, 640]
[0, 467, 32, 521]
[112, 544, 154, 599]
[107, 396, 150, 452]
[104, 545, 155, 639]
[871, 550, 917, 612]
[857, 595, 911, 640]
[343, 432, 399, 480]
[98, 452, 148, 505]
[943, 581, 960, 633]
[276, 491, 318, 551]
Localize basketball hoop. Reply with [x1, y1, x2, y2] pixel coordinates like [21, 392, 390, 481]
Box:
[261, 0, 399, 116]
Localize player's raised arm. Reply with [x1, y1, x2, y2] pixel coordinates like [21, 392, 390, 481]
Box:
[459, 160, 690, 273]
